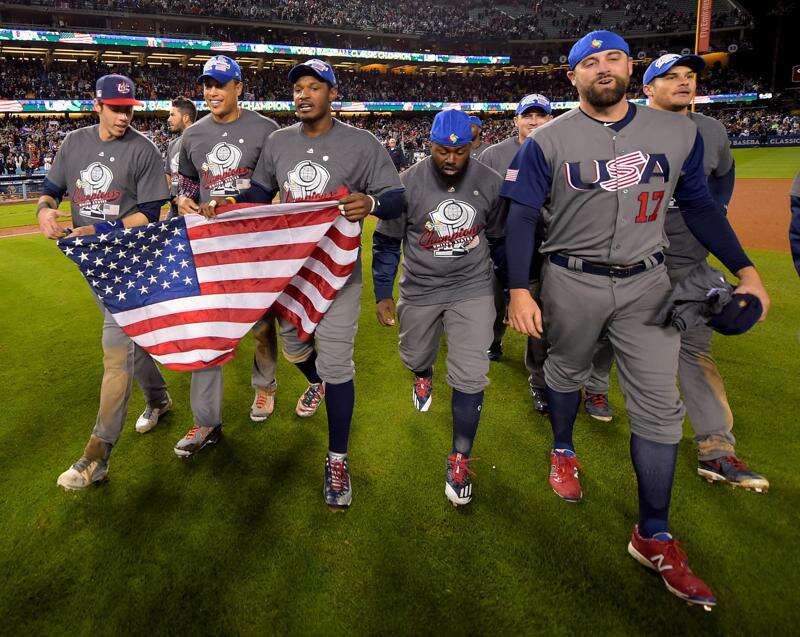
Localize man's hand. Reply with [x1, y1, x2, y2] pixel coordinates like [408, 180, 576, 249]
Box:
[376, 298, 397, 326]
[37, 208, 64, 239]
[507, 288, 543, 338]
[199, 197, 229, 219]
[734, 266, 770, 321]
[338, 193, 374, 222]
[70, 224, 96, 237]
[177, 195, 200, 217]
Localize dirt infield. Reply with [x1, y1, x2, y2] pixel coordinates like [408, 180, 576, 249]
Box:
[1, 180, 793, 251]
[728, 178, 792, 252]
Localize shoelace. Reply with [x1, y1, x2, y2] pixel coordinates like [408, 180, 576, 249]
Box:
[721, 455, 750, 472]
[449, 454, 478, 486]
[329, 459, 349, 492]
[587, 393, 608, 409]
[415, 377, 432, 399]
[301, 384, 323, 408]
[657, 538, 692, 573]
[553, 453, 581, 477]
[183, 425, 200, 439]
[255, 391, 270, 410]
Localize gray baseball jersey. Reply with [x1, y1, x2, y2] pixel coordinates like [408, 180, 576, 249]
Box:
[178, 109, 279, 201]
[478, 135, 521, 175]
[47, 124, 169, 228]
[470, 140, 491, 160]
[793, 170, 800, 198]
[664, 111, 734, 269]
[502, 105, 700, 265]
[376, 156, 505, 305]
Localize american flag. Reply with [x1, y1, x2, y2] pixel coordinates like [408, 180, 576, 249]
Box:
[57, 190, 359, 372]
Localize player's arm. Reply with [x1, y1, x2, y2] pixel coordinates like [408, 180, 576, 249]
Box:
[37, 135, 70, 239]
[709, 122, 736, 211]
[675, 131, 769, 319]
[485, 177, 510, 288]
[175, 140, 201, 216]
[219, 142, 280, 212]
[500, 138, 551, 337]
[371, 193, 408, 327]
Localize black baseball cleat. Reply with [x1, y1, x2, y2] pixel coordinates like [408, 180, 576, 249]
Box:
[487, 341, 503, 362]
[528, 376, 549, 414]
[698, 456, 769, 493]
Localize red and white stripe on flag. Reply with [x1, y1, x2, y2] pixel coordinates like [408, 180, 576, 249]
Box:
[112, 189, 358, 371]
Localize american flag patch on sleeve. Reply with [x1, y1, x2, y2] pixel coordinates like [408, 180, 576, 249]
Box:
[505, 168, 519, 182]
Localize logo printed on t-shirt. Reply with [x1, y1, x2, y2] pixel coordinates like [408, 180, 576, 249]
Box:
[420, 199, 482, 258]
[202, 141, 249, 195]
[73, 162, 122, 219]
[284, 160, 330, 200]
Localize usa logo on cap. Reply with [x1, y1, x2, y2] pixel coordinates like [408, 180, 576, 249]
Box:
[591, 39, 603, 48]
[449, 133, 459, 143]
[307, 59, 330, 74]
[210, 56, 231, 71]
[116, 82, 131, 94]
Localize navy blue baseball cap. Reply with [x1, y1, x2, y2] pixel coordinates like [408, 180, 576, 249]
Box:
[643, 53, 706, 85]
[95, 74, 142, 106]
[430, 109, 473, 148]
[199, 55, 242, 84]
[568, 30, 630, 70]
[708, 293, 763, 336]
[288, 59, 338, 86]
[468, 116, 483, 128]
[516, 93, 552, 115]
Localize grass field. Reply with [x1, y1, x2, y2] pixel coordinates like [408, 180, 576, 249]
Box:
[1, 223, 799, 634]
[731, 146, 800, 179]
[0, 200, 69, 230]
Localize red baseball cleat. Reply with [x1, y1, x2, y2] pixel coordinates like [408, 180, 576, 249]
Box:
[549, 449, 582, 502]
[628, 525, 717, 611]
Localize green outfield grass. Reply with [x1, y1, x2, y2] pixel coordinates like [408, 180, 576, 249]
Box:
[0, 223, 798, 634]
[731, 146, 800, 179]
[0, 200, 70, 230]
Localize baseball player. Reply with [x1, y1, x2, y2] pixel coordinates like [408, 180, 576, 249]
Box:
[174, 55, 282, 457]
[790, 169, 800, 276]
[35, 74, 172, 489]
[372, 109, 505, 506]
[502, 31, 769, 608]
[479, 94, 553, 413]
[165, 96, 197, 218]
[223, 59, 405, 508]
[585, 53, 769, 491]
[468, 116, 490, 159]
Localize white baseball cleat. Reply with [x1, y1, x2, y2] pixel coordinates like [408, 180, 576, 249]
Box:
[135, 393, 173, 433]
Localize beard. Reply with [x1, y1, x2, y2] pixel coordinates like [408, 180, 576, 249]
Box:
[584, 75, 629, 108]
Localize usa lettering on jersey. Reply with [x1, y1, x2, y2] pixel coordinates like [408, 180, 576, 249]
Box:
[564, 151, 670, 192]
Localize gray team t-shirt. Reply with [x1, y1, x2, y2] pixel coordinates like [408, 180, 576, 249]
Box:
[470, 140, 491, 160]
[793, 170, 800, 198]
[178, 109, 279, 201]
[664, 111, 734, 270]
[478, 135, 521, 175]
[251, 118, 403, 284]
[376, 156, 504, 305]
[47, 124, 169, 228]
[165, 135, 182, 217]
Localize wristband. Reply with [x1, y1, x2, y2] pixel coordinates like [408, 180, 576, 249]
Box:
[367, 195, 377, 214]
[37, 201, 51, 215]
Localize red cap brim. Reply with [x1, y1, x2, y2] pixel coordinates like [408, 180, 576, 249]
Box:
[98, 98, 143, 106]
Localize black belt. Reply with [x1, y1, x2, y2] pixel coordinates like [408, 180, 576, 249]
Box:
[549, 252, 664, 278]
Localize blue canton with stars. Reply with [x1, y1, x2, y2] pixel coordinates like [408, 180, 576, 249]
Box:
[58, 217, 201, 314]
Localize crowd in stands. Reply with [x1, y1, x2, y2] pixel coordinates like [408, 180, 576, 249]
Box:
[2, 103, 796, 182]
[10, 0, 749, 43]
[0, 57, 767, 103]
[718, 109, 800, 138]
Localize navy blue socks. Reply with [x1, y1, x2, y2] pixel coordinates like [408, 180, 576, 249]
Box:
[325, 379, 354, 454]
[630, 433, 678, 538]
[546, 387, 581, 451]
[295, 350, 322, 385]
[451, 389, 484, 456]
